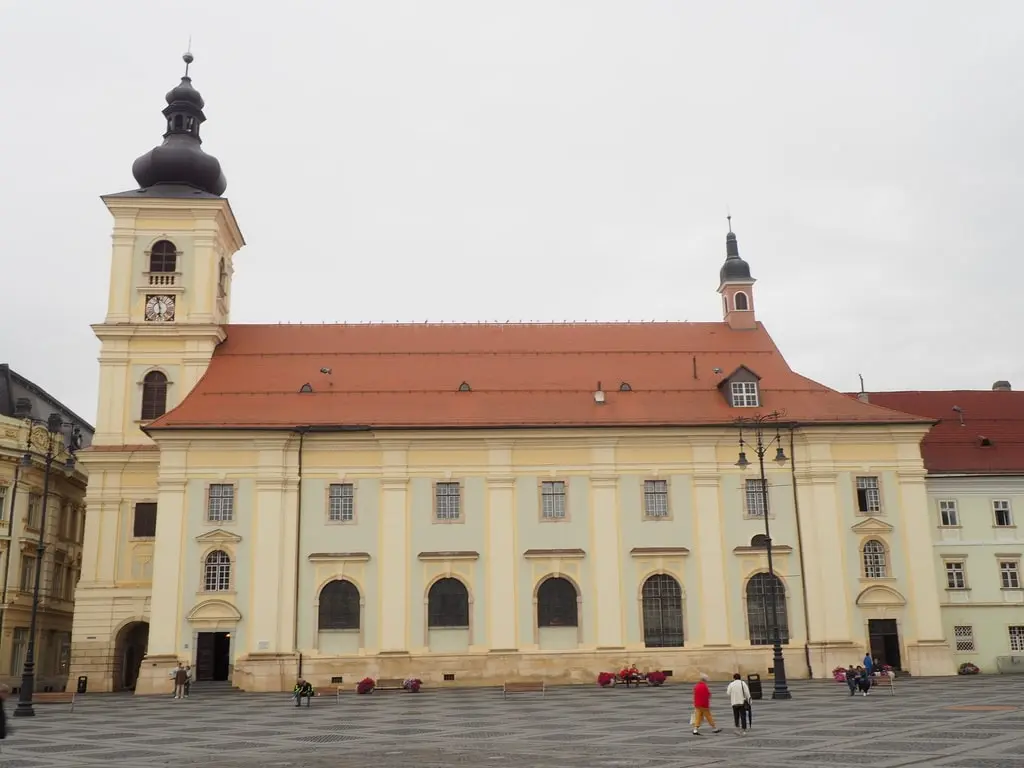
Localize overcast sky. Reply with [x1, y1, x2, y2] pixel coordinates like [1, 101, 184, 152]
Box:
[2, 1, 1022, 423]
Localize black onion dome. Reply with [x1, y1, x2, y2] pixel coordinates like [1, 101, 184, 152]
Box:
[130, 54, 227, 196]
[719, 230, 753, 283]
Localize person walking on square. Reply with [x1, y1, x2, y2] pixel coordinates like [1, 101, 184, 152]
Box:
[184, 665, 193, 698]
[173, 663, 188, 700]
[691, 674, 721, 736]
[726, 673, 752, 734]
[845, 665, 858, 696]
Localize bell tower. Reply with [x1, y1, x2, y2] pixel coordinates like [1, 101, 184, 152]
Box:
[92, 52, 245, 446]
[717, 218, 756, 330]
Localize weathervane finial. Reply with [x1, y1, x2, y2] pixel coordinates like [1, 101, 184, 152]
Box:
[183, 37, 193, 77]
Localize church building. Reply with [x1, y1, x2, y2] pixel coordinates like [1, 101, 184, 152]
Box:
[68, 58, 955, 693]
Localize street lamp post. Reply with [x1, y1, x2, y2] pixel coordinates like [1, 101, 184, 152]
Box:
[13, 413, 81, 718]
[735, 410, 792, 700]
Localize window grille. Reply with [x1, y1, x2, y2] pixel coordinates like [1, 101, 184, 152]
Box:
[730, 381, 759, 407]
[862, 540, 888, 579]
[427, 578, 469, 628]
[953, 625, 975, 652]
[641, 574, 683, 647]
[207, 484, 234, 522]
[745, 478, 767, 517]
[938, 500, 959, 527]
[1000, 561, 1021, 589]
[643, 480, 669, 518]
[745, 572, 789, 645]
[328, 484, 354, 522]
[541, 481, 566, 519]
[994, 500, 1013, 527]
[945, 561, 966, 589]
[435, 482, 461, 521]
[204, 550, 231, 591]
[1009, 626, 1024, 653]
[856, 476, 881, 513]
[318, 580, 360, 630]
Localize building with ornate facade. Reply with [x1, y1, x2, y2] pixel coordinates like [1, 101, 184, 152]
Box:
[68, 58, 956, 694]
[862, 385, 1024, 675]
[0, 365, 93, 690]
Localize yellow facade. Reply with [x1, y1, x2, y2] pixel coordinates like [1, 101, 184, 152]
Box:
[0, 417, 87, 690]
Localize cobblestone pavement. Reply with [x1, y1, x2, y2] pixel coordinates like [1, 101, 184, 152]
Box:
[2, 677, 1023, 767]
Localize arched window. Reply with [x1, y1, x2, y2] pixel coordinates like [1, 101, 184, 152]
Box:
[149, 240, 177, 273]
[217, 257, 227, 298]
[203, 550, 231, 592]
[750, 534, 769, 549]
[722, 295, 729, 314]
[141, 371, 168, 421]
[318, 580, 360, 630]
[537, 577, 578, 627]
[862, 540, 888, 579]
[641, 574, 684, 647]
[746, 572, 789, 645]
[734, 291, 749, 311]
[427, 578, 469, 628]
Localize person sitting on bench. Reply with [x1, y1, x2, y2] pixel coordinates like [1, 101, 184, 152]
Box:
[293, 678, 315, 707]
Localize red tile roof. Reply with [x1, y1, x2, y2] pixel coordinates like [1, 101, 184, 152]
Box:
[863, 390, 1024, 474]
[147, 323, 930, 431]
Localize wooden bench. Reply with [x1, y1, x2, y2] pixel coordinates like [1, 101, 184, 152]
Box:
[33, 691, 76, 712]
[872, 673, 895, 696]
[375, 678, 406, 692]
[502, 680, 545, 699]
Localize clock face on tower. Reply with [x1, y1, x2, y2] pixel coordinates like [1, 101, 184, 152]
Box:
[145, 294, 176, 322]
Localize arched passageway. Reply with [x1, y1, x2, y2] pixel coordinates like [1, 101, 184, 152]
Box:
[114, 621, 149, 691]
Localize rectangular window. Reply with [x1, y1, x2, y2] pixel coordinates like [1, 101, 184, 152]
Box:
[133, 502, 157, 537]
[994, 500, 1013, 527]
[328, 484, 355, 522]
[0, 486, 6, 521]
[207, 484, 234, 522]
[27, 494, 41, 529]
[19, 555, 35, 592]
[541, 481, 567, 520]
[855, 476, 881, 514]
[1000, 561, 1021, 589]
[953, 625, 975, 652]
[643, 480, 669, 518]
[1010, 626, 1024, 653]
[730, 381, 759, 407]
[938, 500, 959, 527]
[745, 478, 767, 517]
[11, 629, 27, 676]
[945, 561, 966, 589]
[435, 482, 461, 521]
[52, 562, 66, 600]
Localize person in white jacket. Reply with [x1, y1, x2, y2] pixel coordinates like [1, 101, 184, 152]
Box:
[725, 673, 752, 733]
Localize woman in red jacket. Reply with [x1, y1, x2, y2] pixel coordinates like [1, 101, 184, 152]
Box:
[692, 674, 721, 735]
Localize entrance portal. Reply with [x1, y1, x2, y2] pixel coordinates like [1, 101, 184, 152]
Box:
[115, 621, 149, 691]
[195, 632, 231, 681]
[868, 618, 902, 670]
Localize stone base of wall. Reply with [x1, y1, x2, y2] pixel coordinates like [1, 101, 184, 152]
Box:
[807, 641, 861, 679]
[905, 640, 955, 677]
[134, 654, 182, 696]
[231, 646, 812, 693]
[67, 640, 118, 693]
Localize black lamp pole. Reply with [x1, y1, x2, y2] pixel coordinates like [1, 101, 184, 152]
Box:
[736, 410, 792, 700]
[14, 413, 79, 718]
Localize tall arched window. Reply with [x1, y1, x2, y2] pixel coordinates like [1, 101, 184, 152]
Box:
[734, 291, 749, 310]
[862, 540, 888, 579]
[318, 580, 360, 630]
[427, 578, 469, 628]
[746, 572, 789, 645]
[641, 574, 684, 647]
[141, 371, 168, 420]
[149, 240, 177, 273]
[203, 550, 231, 592]
[537, 577, 578, 627]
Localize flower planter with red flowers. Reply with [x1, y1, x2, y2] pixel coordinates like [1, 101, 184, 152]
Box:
[403, 678, 422, 692]
[357, 677, 376, 694]
[832, 666, 848, 683]
[646, 670, 667, 687]
[597, 672, 615, 687]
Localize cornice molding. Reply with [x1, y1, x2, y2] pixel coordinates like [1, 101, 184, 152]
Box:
[630, 547, 689, 557]
[524, 548, 586, 559]
[308, 552, 371, 563]
[195, 528, 242, 545]
[851, 517, 895, 535]
[417, 551, 479, 561]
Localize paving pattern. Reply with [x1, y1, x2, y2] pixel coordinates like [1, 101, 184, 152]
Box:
[1, 676, 1024, 767]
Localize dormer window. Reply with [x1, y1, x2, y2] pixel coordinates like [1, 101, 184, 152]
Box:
[730, 381, 759, 407]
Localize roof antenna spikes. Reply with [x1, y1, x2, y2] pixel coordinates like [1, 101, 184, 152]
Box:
[858, 373, 865, 393]
[726, 204, 733, 234]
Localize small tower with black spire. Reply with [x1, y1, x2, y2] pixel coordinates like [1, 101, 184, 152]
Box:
[717, 217, 757, 330]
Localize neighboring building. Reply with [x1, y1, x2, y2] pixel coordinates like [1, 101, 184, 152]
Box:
[69, 56, 956, 695]
[0, 365, 93, 690]
[861, 385, 1024, 674]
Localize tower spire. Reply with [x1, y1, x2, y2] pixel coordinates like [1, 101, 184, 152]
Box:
[129, 51, 227, 196]
[717, 218, 757, 329]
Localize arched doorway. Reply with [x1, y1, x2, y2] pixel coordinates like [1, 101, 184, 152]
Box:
[115, 621, 149, 691]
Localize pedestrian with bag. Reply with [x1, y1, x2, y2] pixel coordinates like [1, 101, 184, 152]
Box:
[726, 673, 752, 734]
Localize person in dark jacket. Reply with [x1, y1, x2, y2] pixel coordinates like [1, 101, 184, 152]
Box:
[0, 683, 9, 741]
[293, 679, 315, 707]
[845, 665, 858, 696]
[857, 666, 871, 696]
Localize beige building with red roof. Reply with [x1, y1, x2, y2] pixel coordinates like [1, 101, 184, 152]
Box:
[861, 386, 1024, 674]
[68, 58, 956, 694]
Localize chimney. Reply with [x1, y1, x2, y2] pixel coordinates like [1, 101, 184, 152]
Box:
[992, 381, 1012, 392]
[857, 392, 870, 403]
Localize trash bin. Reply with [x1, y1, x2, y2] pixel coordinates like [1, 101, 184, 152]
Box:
[76, 676, 88, 695]
[746, 673, 762, 700]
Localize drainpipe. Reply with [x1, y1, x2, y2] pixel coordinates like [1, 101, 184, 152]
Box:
[789, 427, 814, 679]
[293, 428, 308, 678]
